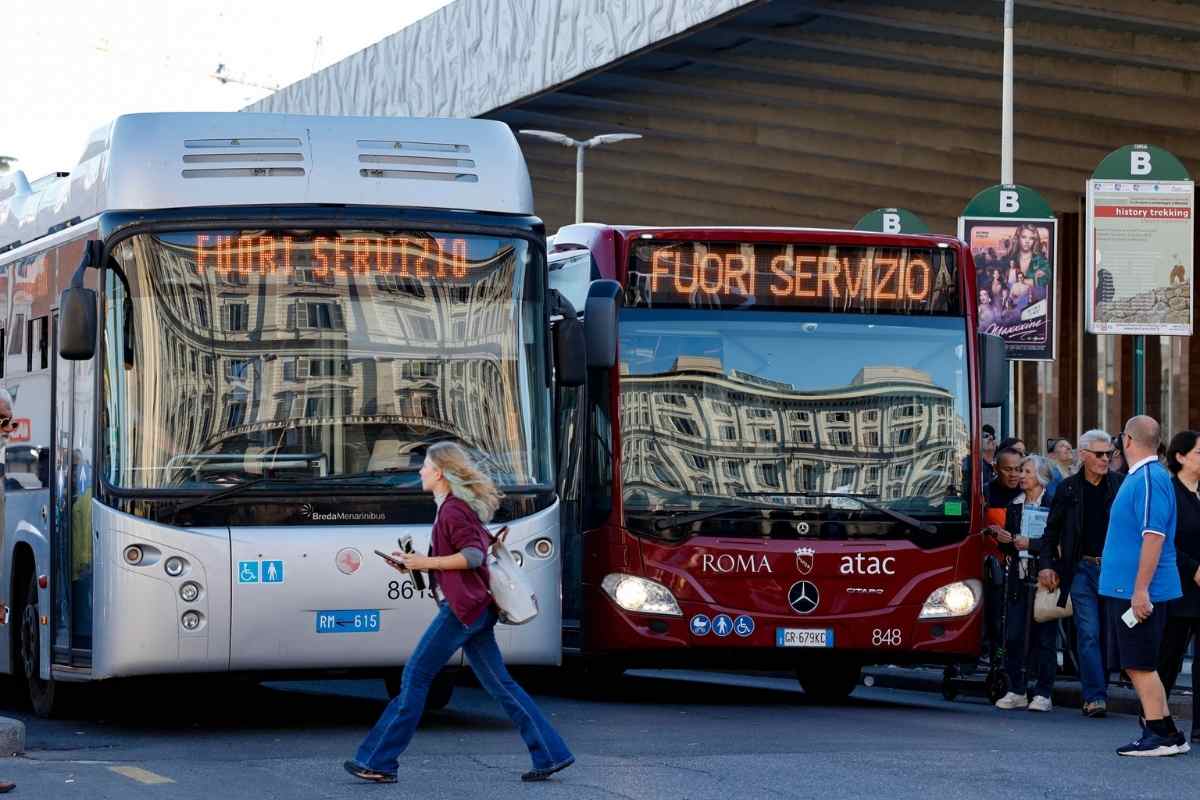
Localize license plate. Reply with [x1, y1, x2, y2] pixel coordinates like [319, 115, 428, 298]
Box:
[315, 609, 381, 633]
[776, 628, 834, 648]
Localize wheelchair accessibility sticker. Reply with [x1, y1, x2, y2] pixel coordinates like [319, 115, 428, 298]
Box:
[239, 560, 285, 584]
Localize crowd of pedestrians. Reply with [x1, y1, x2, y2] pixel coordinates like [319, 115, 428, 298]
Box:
[983, 416, 1199, 757]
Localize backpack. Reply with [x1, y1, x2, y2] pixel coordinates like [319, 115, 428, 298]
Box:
[484, 526, 539, 625]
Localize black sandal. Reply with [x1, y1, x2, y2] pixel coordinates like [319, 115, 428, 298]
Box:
[521, 757, 575, 782]
[344, 760, 397, 783]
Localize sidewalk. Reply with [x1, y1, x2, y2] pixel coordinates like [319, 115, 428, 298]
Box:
[864, 657, 1193, 719]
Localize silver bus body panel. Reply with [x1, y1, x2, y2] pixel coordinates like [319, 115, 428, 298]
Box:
[228, 500, 561, 672]
[90, 503, 231, 680]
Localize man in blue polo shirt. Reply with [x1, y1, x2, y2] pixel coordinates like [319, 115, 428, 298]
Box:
[1100, 416, 1186, 756]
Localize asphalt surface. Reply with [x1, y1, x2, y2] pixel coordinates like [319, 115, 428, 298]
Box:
[0, 669, 1196, 799]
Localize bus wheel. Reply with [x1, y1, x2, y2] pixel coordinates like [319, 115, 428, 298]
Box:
[795, 662, 861, 703]
[383, 669, 455, 711]
[19, 573, 60, 718]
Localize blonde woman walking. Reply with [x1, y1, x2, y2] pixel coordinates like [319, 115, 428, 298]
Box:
[344, 442, 574, 784]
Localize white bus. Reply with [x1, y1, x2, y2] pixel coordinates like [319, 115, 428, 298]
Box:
[0, 113, 580, 716]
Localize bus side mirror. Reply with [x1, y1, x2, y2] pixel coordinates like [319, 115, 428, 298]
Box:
[59, 287, 98, 360]
[584, 279, 622, 369]
[59, 240, 102, 361]
[979, 333, 1008, 407]
[554, 316, 586, 387]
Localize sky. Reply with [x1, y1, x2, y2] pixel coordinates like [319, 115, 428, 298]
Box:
[2, 0, 454, 180]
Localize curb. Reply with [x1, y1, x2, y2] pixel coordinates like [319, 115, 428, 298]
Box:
[0, 717, 24, 756]
[864, 666, 1191, 719]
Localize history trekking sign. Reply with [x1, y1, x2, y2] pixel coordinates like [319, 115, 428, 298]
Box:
[1085, 145, 1194, 336]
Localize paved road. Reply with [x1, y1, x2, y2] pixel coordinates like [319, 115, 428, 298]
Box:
[1, 669, 1195, 799]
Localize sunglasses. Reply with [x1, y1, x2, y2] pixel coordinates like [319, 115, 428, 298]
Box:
[1083, 449, 1113, 459]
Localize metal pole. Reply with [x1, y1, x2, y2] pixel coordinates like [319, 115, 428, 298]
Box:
[1001, 0, 1014, 185]
[1002, 0, 1015, 436]
[575, 145, 585, 224]
[1133, 335, 1146, 415]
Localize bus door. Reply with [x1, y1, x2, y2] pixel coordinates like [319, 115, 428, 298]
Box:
[50, 307, 95, 666]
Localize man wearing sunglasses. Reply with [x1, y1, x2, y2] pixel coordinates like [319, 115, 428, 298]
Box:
[1038, 429, 1125, 719]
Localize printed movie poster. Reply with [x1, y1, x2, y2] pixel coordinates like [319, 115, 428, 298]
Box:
[964, 218, 1057, 361]
[1086, 180, 1194, 336]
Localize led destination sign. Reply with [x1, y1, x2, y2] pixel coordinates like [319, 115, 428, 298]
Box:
[187, 232, 474, 280]
[628, 241, 958, 313]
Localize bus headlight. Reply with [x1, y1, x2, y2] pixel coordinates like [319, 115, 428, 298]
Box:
[164, 557, 186, 577]
[123, 546, 144, 565]
[601, 573, 682, 616]
[180, 582, 201, 603]
[919, 580, 982, 619]
[181, 611, 204, 631]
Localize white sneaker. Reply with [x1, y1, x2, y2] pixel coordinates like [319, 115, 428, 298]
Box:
[995, 691, 1029, 709]
[1028, 695, 1052, 712]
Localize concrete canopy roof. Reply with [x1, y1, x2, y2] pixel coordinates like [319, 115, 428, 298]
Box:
[249, 0, 1200, 235]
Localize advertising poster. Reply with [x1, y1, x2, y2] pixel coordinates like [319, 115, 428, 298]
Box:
[1086, 179, 1194, 335]
[962, 218, 1057, 361]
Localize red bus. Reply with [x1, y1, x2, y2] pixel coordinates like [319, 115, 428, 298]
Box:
[549, 224, 1007, 700]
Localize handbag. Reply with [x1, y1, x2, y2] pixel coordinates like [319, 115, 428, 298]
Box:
[1033, 586, 1073, 623]
[484, 526, 540, 625]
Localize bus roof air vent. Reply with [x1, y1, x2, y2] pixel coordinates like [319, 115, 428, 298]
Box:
[355, 139, 478, 183]
[181, 137, 306, 179]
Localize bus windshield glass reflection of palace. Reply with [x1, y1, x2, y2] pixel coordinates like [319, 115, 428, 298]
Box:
[104, 230, 549, 494]
[621, 239, 968, 539]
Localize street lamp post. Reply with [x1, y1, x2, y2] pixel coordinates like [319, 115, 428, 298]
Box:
[518, 130, 643, 224]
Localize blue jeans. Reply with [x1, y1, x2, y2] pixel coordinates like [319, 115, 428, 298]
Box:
[1070, 561, 1108, 703]
[354, 604, 573, 775]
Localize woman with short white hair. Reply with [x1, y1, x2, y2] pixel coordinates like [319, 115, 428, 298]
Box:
[989, 454, 1059, 712]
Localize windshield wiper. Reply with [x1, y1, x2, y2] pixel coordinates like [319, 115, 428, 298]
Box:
[650, 497, 797, 532]
[171, 474, 308, 515]
[738, 491, 938, 535]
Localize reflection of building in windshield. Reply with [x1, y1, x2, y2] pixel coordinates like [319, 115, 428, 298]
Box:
[111, 234, 532, 486]
[619, 357, 966, 508]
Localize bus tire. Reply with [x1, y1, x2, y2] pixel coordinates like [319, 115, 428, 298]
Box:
[383, 669, 456, 711]
[795, 662, 860, 703]
[18, 573, 65, 718]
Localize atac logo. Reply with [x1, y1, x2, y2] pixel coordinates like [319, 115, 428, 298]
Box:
[794, 546, 814, 576]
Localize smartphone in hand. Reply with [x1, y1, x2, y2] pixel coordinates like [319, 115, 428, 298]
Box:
[1121, 606, 1140, 628]
[374, 549, 406, 570]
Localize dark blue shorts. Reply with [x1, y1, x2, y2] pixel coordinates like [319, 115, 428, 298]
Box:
[1107, 599, 1168, 671]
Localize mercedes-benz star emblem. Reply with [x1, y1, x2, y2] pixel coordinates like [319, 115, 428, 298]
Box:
[788, 581, 820, 615]
[795, 521, 810, 535]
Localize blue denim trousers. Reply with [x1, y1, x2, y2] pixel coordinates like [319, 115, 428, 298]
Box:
[354, 603, 573, 775]
[1070, 561, 1108, 703]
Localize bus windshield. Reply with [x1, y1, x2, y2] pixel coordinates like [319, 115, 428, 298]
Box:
[102, 229, 551, 491]
[618, 309, 970, 524]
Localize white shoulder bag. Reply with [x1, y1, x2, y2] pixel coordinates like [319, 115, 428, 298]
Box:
[485, 526, 539, 625]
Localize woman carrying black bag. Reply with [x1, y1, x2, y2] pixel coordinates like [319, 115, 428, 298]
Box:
[1159, 431, 1200, 744]
[343, 442, 574, 784]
